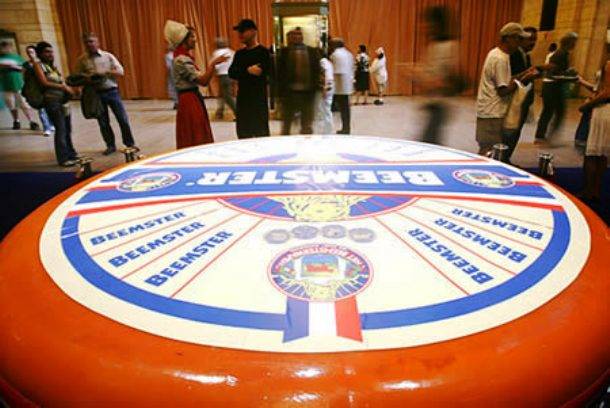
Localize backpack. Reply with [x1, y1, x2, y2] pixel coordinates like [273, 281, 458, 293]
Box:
[21, 63, 44, 109]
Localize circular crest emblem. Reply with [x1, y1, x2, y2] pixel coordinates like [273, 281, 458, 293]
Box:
[269, 244, 372, 302]
[118, 172, 180, 193]
[453, 169, 515, 188]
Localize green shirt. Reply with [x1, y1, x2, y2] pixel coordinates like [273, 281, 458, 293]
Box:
[0, 53, 25, 92]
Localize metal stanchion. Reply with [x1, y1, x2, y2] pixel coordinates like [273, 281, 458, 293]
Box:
[538, 152, 554, 180]
[120, 147, 140, 163]
[75, 157, 94, 180]
[487, 143, 509, 163]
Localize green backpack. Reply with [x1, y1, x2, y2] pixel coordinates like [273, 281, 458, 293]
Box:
[21, 63, 45, 109]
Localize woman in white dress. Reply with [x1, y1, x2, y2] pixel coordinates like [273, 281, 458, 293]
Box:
[580, 58, 610, 201]
[370, 47, 388, 105]
[315, 55, 334, 134]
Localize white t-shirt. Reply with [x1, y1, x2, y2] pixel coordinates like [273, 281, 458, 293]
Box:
[330, 47, 354, 95]
[476, 47, 512, 118]
[212, 47, 234, 76]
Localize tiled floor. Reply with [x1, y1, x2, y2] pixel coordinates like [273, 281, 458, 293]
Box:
[0, 95, 586, 172]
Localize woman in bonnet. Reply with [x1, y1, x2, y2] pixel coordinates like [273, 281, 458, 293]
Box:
[164, 20, 228, 148]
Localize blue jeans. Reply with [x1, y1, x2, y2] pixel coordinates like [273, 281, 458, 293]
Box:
[44, 100, 76, 164]
[38, 108, 54, 132]
[96, 88, 135, 148]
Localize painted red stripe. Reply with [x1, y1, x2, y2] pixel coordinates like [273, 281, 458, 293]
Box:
[408, 194, 564, 211]
[120, 213, 242, 280]
[374, 217, 470, 295]
[515, 180, 543, 186]
[411, 205, 545, 251]
[396, 212, 516, 276]
[90, 207, 220, 256]
[68, 196, 211, 217]
[335, 297, 363, 341]
[425, 198, 553, 229]
[170, 218, 265, 298]
[87, 185, 118, 191]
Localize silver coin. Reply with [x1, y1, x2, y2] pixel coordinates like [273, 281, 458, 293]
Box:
[291, 225, 319, 240]
[264, 229, 291, 244]
[321, 224, 347, 239]
[349, 228, 376, 243]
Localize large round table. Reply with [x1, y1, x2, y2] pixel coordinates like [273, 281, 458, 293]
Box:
[1, 136, 608, 406]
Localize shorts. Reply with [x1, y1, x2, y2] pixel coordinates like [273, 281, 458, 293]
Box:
[3, 91, 31, 110]
[476, 117, 503, 150]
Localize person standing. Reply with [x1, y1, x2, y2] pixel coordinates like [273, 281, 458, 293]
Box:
[370, 47, 388, 105]
[315, 53, 334, 134]
[229, 19, 271, 139]
[32, 41, 79, 167]
[503, 26, 539, 161]
[475, 23, 537, 155]
[23, 45, 54, 136]
[330, 38, 354, 134]
[353, 44, 370, 105]
[164, 20, 228, 149]
[534, 32, 579, 144]
[165, 46, 177, 109]
[276, 28, 321, 134]
[545, 43, 557, 64]
[75, 32, 138, 155]
[0, 41, 39, 131]
[212, 38, 236, 120]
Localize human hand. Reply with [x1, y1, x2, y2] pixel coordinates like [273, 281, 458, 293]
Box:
[63, 84, 75, 95]
[247, 64, 262, 76]
[212, 55, 230, 66]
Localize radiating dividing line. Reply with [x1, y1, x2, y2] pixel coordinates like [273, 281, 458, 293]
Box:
[410, 205, 545, 251]
[374, 216, 470, 295]
[62, 201, 207, 239]
[90, 207, 221, 257]
[424, 198, 553, 230]
[396, 212, 516, 276]
[170, 218, 265, 298]
[119, 212, 242, 280]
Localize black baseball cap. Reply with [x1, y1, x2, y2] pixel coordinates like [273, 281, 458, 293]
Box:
[233, 19, 257, 32]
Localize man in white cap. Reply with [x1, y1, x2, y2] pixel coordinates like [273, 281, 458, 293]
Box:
[475, 22, 538, 155]
[370, 47, 388, 105]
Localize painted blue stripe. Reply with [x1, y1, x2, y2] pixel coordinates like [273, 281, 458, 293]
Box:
[60, 210, 570, 332]
[283, 298, 309, 341]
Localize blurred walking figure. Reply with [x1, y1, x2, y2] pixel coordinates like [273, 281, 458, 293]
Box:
[353, 44, 370, 105]
[165, 46, 177, 109]
[0, 41, 39, 131]
[330, 38, 354, 134]
[475, 23, 537, 155]
[277, 28, 321, 134]
[315, 53, 334, 134]
[32, 41, 79, 166]
[370, 47, 387, 105]
[164, 20, 228, 148]
[411, 6, 460, 145]
[229, 19, 272, 139]
[23, 45, 54, 136]
[579, 51, 610, 201]
[534, 32, 579, 144]
[211, 38, 236, 119]
[75, 32, 138, 155]
[502, 26, 539, 162]
[545, 43, 557, 64]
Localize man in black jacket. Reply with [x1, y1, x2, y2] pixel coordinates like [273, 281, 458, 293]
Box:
[276, 28, 321, 135]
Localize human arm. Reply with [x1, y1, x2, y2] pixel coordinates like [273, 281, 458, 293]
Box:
[107, 53, 125, 77]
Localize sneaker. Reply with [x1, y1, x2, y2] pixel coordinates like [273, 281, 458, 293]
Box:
[60, 159, 78, 167]
[12, 121, 20, 130]
[102, 146, 117, 156]
[30, 122, 40, 131]
[43, 130, 52, 137]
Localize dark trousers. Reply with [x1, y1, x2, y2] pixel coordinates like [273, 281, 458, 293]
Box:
[45, 101, 76, 164]
[281, 91, 315, 135]
[421, 101, 447, 145]
[535, 82, 566, 140]
[216, 75, 236, 116]
[334, 94, 350, 133]
[502, 89, 535, 160]
[97, 88, 135, 148]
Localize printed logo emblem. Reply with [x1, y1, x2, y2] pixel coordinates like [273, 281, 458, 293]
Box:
[453, 169, 515, 189]
[269, 244, 371, 302]
[118, 172, 181, 193]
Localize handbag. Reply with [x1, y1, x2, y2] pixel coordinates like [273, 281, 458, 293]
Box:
[503, 80, 532, 130]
